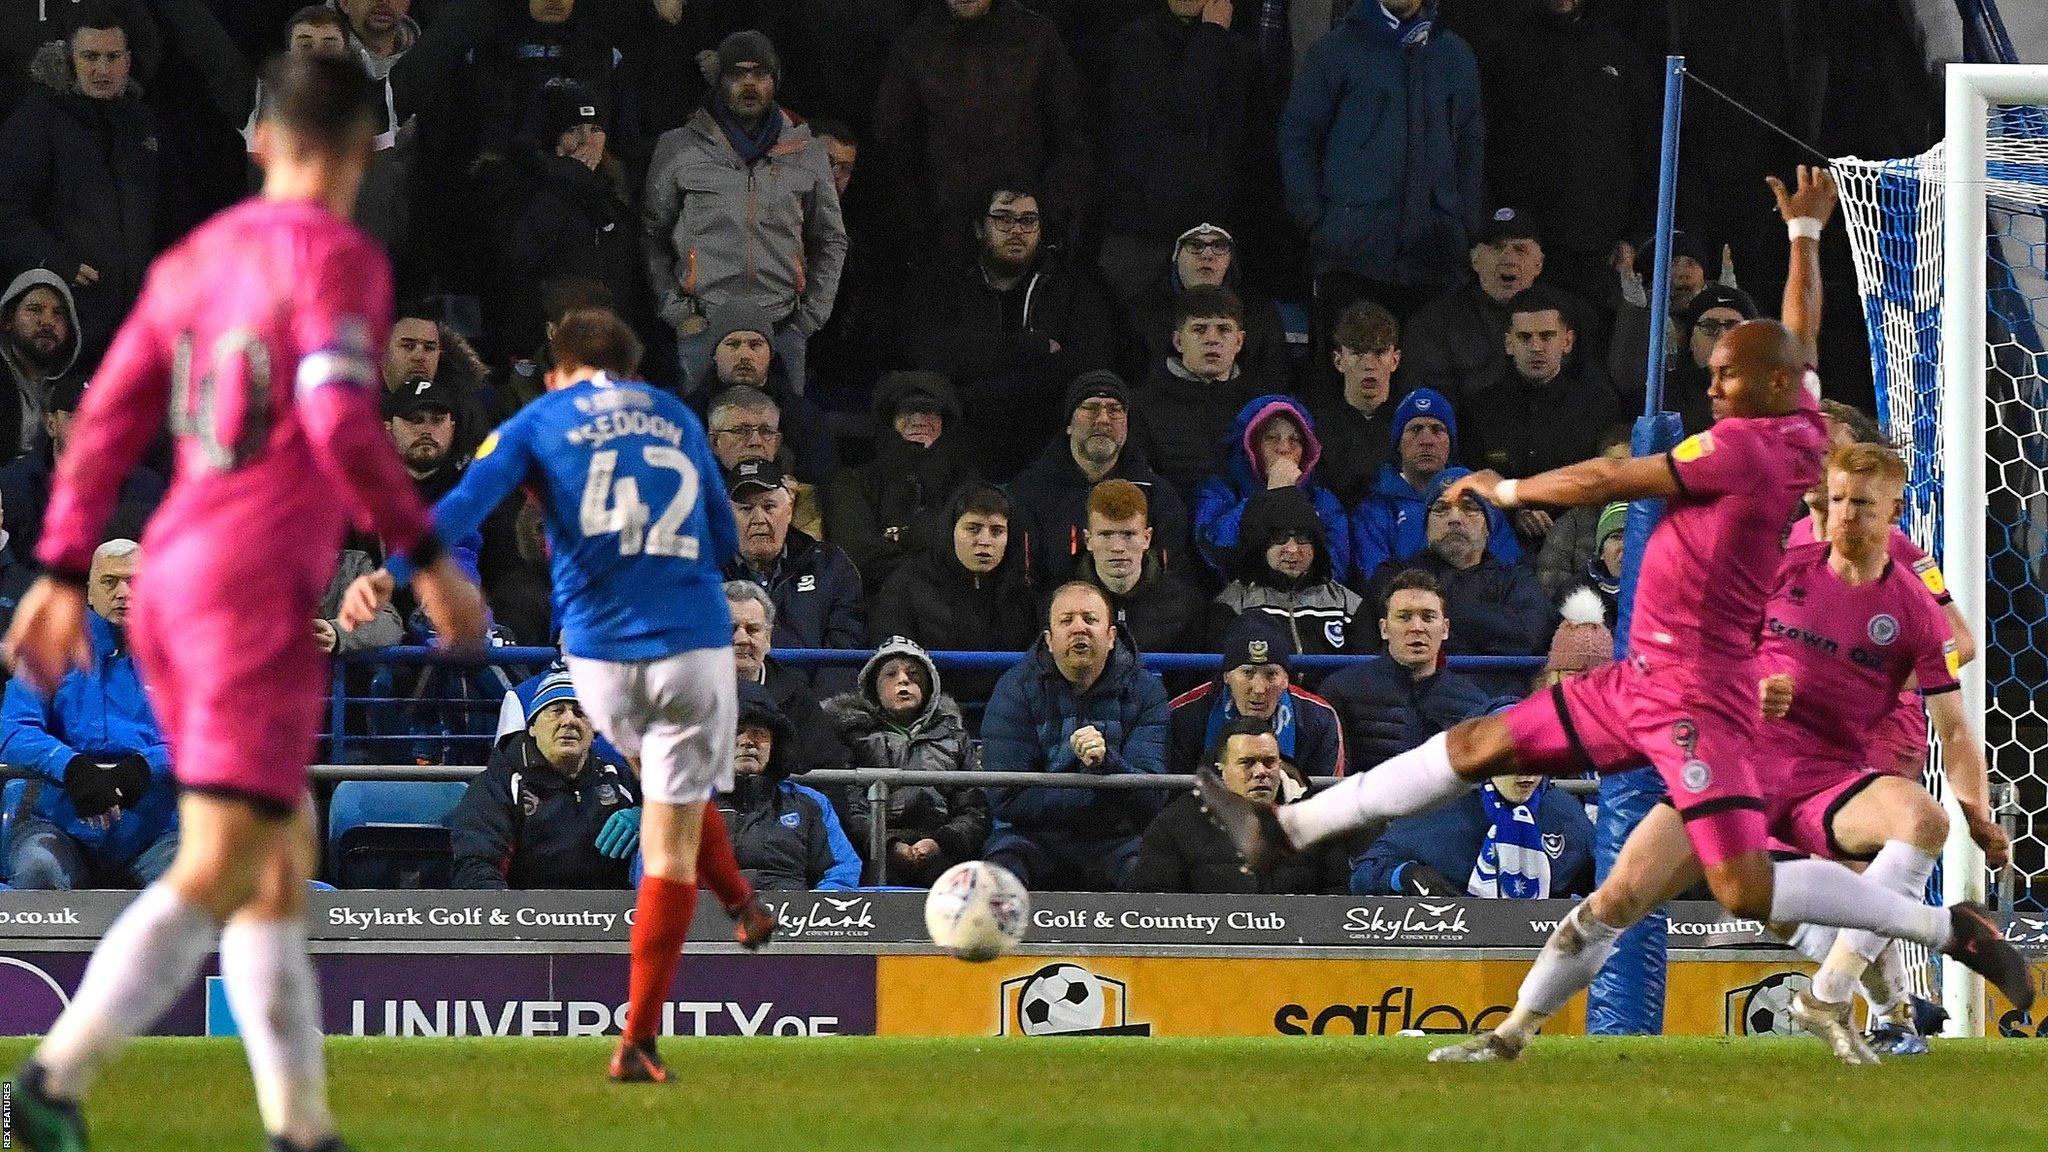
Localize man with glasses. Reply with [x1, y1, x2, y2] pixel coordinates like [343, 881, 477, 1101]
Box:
[905, 179, 1113, 480]
[1121, 223, 1292, 389]
[691, 304, 837, 487]
[706, 385, 823, 541]
[1011, 372, 1190, 583]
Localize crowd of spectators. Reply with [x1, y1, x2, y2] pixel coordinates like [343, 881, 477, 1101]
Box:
[0, 0, 1921, 897]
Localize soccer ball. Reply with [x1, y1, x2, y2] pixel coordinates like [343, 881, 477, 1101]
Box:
[1018, 963, 1105, 1035]
[1743, 972, 1813, 1036]
[924, 860, 1029, 962]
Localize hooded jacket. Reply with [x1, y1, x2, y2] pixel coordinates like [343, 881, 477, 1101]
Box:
[1209, 487, 1364, 659]
[1348, 389, 1522, 583]
[902, 242, 1115, 480]
[868, 486, 1039, 665]
[721, 680, 862, 892]
[0, 1, 161, 119]
[822, 638, 990, 869]
[1068, 548, 1206, 657]
[0, 42, 161, 354]
[872, 0, 1091, 243]
[1277, 0, 1482, 284]
[1009, 432, 1190, 587]
[980, 632, 1170, 842]
[450, 732, 640, 890]
[1193, 395, 1352, 578]
[0, 268, 81, 463]
[823, 372, 978, 589]
[642, 105, 847, 337]
[1315, 652, 1492, 770]
[0, 610, 175, 871]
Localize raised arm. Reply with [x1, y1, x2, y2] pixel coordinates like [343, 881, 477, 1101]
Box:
[1441, 454, 1680, 516]
[1767, 165, 1838, 366]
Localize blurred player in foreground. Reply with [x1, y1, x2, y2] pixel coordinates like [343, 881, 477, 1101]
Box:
[1199, 166, 2035, 1060]
[341, 307, 775, 1085]
[8, 54, 486, 1152]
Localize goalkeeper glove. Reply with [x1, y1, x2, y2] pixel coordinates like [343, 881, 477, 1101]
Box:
[596, 807, 641, 859]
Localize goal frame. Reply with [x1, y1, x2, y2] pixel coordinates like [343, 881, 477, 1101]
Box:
[1938, 63, 2048, 1038]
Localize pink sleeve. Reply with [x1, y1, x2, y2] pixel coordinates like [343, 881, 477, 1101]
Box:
[36, 273, 174, 580]
[1888, 529, 1952, 607]
[293, 236, 434, 553]
[1912, 596, 1960, 695]
[1665, 423, 1759, 500]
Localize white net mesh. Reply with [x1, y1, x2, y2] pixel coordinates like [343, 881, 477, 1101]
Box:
[1836, 108, 2048, 931]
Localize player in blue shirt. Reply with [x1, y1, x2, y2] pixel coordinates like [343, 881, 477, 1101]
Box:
[343, 309, 772, 1084]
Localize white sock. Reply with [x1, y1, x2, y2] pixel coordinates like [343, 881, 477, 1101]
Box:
[1768, 858, 1950, 950]
[1498, 903, 1624, 1040]
[1277, 733, 1470, 848]
[1860, 944, 1909, 1018]
[1782, 922, 1838, 965]
[221, 917, 336, 1148]
[36, 884, 220, 1100]
[1811, 841, 1939, 1003]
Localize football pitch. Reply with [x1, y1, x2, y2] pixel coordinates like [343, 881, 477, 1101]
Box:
[0, 1035, 2037, 1151]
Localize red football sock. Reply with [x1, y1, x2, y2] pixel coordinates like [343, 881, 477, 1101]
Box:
[625, 875, 697, 1041]
[696, 804, 754, 911]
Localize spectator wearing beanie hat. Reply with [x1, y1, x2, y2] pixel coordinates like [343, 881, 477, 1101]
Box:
[1542, 586, 1616, 686]
[1167, 618, 1346, 780]
[1010, 370, 1190, 583]
[689, 303, 838, 486]
[1349, 387, 1522, 586]
[1208, 486, 1363, 661]
[1118, 223, 1292, 389]
[824, 371, 979, 591]
[644, 28, 846, 392]
[1661, 282, 1761, 435]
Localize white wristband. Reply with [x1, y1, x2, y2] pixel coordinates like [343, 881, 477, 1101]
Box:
[1787, 217, 1823, 242]
[1494, 478, 1520, 509]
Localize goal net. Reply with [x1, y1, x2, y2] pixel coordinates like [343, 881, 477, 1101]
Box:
[1835, 70, 2048, 1036]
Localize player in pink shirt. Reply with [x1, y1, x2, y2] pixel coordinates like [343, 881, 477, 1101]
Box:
[1751, 443, 2006, 1062]
[1198, 166, 2033, 1063]
[7, 56, 484, 1152]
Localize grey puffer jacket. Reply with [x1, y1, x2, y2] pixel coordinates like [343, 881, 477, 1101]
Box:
[822, 638, 991, 870]
[641, 106, 847, 336]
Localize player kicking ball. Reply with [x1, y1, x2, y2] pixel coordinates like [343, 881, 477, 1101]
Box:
[1197, 165, 2036, 1059]
[340, 307, 775, 1085]
[6, 55, 487, 1152]
[1750, 442, 2007, 1063]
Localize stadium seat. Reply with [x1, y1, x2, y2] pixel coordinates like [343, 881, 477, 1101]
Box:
[326, 780, 467, 890]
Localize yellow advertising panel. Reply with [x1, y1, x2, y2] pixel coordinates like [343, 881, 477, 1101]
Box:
[879, 956, 1824, 1038]
[1987, 959, 2048, 1037]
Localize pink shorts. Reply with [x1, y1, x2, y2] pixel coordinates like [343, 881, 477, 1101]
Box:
[129, 544, 330, 816]
[1763, 767, 1886, 862]
[1870, 694, 1930, 780]
[1503, 654, 1764, 866]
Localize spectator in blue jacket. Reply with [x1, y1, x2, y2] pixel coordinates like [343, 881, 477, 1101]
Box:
[1316, 567, 1490, 772]
[1348, 772, 1593, 898]
[1279, 0, 1483, 351]
[1167, 619, 1345, 780]
[1365, 471, 1558, 697]
[451, 671, 641, 890]
[1348, 387, 1520, 584]
[720, 680, 862, 892]
[981, 581, 1171, 890]
[0, 540, 176, 889]
[1193, 394, 1351, 579]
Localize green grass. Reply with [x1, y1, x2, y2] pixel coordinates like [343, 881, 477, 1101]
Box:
[1, 1035, 2038, 1152]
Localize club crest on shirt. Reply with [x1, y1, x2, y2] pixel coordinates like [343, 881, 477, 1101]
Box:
[1681, 759, 1712, 793]
[1543, 833, 1565, 858]
[779, 812, 802, 828]
[1323, 620, 1346, 649]
[1868, 614, 1899, 646]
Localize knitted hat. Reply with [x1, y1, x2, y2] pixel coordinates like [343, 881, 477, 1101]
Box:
[1063, 370, 1131, 419]
[706, 302, 778, 348]
[1681, 283, 1759, 327]
[716, 30, 780, 83]
[527, 672, 578, 723]
[1596, 501, 1628, 546]
[1219, 617, 1293, 676]
[1389, 387, 1456, 453]
[537, 78, 603, 143]
[1546, 588, 1615, 676]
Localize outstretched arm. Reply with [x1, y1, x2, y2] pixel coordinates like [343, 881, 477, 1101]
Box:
[1767, 165, 1838, 366]
[1441, 455, 1680, 515]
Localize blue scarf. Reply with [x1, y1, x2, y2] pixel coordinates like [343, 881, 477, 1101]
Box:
[1471, 780, 1550, 898]
[1377, 1, 1434, 48]
[712, 99, 783, 166]
[1204, 688, 1297, 760]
